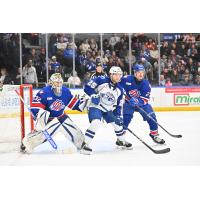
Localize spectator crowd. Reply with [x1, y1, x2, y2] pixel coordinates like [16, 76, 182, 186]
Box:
[1, 33, 200, 88]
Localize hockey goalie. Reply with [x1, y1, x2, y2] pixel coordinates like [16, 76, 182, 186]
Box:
[21, 73, 92, 154]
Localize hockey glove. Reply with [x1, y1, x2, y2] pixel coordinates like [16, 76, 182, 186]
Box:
[91, 94, 100, 105]
[115, 116, 123, 126]
[129, 97, 140, 107]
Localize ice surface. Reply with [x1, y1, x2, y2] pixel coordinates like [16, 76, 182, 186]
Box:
[0, 111, 199, 165]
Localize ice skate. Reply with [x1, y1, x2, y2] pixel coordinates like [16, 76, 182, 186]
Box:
[80, 142, 92, 155]
[116, 139, 133, 150]
[149, 134, 165, 144]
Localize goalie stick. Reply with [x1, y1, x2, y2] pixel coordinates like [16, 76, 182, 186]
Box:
[15, 89, 58, 150]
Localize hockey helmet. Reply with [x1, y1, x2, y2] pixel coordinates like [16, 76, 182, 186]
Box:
[109, 66, 123, 75]
[133, 64, 145, 72]
[109, 66, 123, 83]
[49, 73, 63, 95]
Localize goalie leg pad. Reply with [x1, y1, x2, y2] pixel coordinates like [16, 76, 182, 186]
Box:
[35, 109, 50, 130]
[22, 118, 61, 153]
[60, 117, 85, 150]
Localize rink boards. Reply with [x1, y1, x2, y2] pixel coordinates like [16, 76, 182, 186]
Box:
[0, 86, 200, 118]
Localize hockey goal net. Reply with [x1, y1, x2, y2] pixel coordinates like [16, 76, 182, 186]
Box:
[0, 84, 34, 153]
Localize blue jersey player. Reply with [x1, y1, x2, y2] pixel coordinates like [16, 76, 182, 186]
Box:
[81, 66, 132, 154]
[21, 73, 91, 154]
[120, 64, 165, 144]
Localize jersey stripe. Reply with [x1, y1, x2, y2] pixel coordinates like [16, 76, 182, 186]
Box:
[67, 97, 78, 109]
[31, 103, 45, 109]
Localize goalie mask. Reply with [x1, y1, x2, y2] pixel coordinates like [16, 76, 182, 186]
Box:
[109, 66, 123, 84]
[49, 73, 63, 96]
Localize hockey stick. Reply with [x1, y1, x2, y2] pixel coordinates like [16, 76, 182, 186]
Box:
[126, 127, 170, 154]
[99, 103, 170, 154]
[124, 94, 182, 138]
[15, 89, 58, 149]
[135, 105, 182, 138]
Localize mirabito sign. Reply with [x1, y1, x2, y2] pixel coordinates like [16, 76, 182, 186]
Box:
[174, 94, 200, 106]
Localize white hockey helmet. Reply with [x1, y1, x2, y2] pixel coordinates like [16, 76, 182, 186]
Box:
[49, 73, 63, 95]
[109, 66, 123, 83]
[109, 66, 123, 75]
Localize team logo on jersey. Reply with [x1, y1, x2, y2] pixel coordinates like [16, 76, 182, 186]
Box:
[129, 89, 140, 98]
[50, 99, 65, 111]
[47, 97, 53, 100]
[33, 96, 41, 102]
[100, 92, 116, 106]
[126, 82, 132, 85]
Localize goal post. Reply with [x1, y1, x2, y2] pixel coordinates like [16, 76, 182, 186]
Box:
[19, 84, 34, 140]
[0, 84, 34, 152]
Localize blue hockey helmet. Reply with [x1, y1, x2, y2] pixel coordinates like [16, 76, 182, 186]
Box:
[133, 64, 145, 72]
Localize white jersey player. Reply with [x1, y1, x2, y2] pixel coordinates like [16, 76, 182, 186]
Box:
[81, 66, 133, 154]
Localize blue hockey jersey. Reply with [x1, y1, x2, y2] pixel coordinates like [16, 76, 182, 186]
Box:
[120, 75, 151, 106]
[31, 85, 80, 119]
[84, 76, 124, 115]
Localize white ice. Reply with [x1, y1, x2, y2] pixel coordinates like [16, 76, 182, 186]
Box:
[0, 111, 199, 166]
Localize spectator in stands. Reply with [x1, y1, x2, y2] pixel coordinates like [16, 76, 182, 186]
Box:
[159, 74, 166, 86]
[54, 35, 68, 51]
[183, 33, 196, 44]
[49, 56, 62, 76]
[162, 66, 172, 79]
[145, 38, 156, 50]
[37, 48, 46, 82]
[141, 57, 153, 81]
[171, 68, 179, 84]
[149, 45, 159, 65]
[124, 51, 136, 67]
[161, 41, 170, 56]
[186, 58, 197, 77]
[25, 48, 40, 67]
[22, 60, 38, 88]
[63, 43, 76, 75]
[89, 38, 98, 51]
[180, 74, 192, 86]
[160, 55, 168, 71]
[169, 49, 178, 68]
[182, 68, 193, 82]
[109, 34, 120, 50]
[194, 75, 200, 85]
[187, 44, 198, 61]
[177, 43, 187, 57]
[103, 39, 112, 52]
[165, 77, 173, 86]
[140, 45, 151, 62]
[14, 67, 22, 85]
[79, 39, 90, 52]
[119, 44, 128, 59]
[0, 67, 13, 85]
[90, 50, 97, 62]
[170, 42, 178, 54]
[66, 71, 81, 88]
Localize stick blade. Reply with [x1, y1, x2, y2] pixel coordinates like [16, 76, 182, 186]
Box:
[153, 148, 170, 154]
